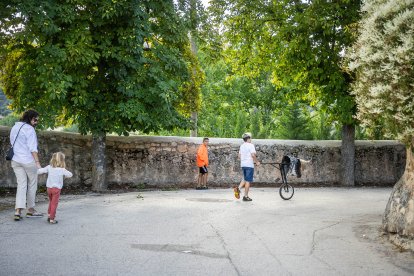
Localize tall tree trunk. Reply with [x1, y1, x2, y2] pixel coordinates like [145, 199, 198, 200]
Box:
[190, 111, 197, 137]
[92, 132, 107, 192]
[189, 29, 198, 138]
[341, 124, 355, 186]
[383, 141, 414, 239]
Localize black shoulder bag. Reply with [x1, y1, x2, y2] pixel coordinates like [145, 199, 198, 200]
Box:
[6, 123, 26, 161]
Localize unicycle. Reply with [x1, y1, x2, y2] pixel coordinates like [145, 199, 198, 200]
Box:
[262, 161, 295, 200]
[278, 161, 294, 200]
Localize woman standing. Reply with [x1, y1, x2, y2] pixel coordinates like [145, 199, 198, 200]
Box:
[10, 110, 43, 221]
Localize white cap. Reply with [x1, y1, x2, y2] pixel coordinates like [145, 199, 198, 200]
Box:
[242, 133, 251, 139]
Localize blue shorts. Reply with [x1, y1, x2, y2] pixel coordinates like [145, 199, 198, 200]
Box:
[242, 167, 254, 182]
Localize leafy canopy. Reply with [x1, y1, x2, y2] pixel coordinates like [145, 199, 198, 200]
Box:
[348, 0, 414, 144]
[209, 0, 361, 124]
[0, 0, 193, 135]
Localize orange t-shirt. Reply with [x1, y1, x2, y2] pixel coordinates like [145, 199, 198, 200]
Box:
[196, 144, 208, 167]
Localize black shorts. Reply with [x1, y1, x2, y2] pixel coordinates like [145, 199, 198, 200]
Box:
[199, 166, 208, 174]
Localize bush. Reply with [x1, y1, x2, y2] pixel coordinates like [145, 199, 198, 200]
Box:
[0, 114, 19, 126]
[62, 124, 79, 133]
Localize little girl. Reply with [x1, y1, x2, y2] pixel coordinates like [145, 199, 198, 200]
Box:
[38, 152, 73, 224]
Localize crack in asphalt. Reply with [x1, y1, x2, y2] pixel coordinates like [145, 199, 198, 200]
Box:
[131, 243, 228, 259]
[208, 223, 242, 276]
[244, 224, 292, 275]
[310, 221, 341, 255]
[309, 221, 343, 274]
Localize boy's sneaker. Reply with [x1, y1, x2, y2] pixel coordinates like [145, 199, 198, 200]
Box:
[242, 196, 252, 201]
[233, 186, 240, 199]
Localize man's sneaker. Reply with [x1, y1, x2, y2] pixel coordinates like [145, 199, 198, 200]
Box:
[233, 186, 240, 199]
[242, 196, 252, 201]
[26, 211, 43, 218]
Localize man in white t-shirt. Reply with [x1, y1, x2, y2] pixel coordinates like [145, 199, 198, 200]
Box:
[234, 133, 260, 201]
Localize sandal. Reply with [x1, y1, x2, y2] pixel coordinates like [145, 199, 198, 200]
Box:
[26, 211, 44, 218]
[14, 214, 21, 221]
[233, 186, 240, 199]
[49, 220, 58, 224]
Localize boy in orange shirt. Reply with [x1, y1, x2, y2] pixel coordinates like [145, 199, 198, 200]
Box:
[196, 138, 209, 190]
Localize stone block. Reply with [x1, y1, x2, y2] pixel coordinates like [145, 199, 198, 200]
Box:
[177, 144, 187, 153]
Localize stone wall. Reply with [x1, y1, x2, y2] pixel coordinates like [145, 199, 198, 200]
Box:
[0, 126, 406, 188]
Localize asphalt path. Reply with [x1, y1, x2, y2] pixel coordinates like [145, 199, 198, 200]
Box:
[0, 187, 413, 275]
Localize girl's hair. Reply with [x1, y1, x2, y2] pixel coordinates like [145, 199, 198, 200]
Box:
[50, 152, 66, 168]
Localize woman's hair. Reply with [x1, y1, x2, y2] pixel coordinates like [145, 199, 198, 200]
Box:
[50, 152, 66, 168]
[21, 109, 39, 124]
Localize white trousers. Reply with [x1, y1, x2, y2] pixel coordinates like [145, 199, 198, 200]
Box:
[11, 161, 38, 210]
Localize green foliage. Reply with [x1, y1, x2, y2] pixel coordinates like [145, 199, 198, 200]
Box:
[234, 110, 248, 138]
[177, 45, 205, 115]
[0, 1, 193, 136]
[0, 49, 21, 109]
[175, 0, 208, 121]
[62, 124, 79, 133]
[195, 56, 257, 138]
[158, 49, 344, 140]
[177, 0, 206, 32]
[0, 113, 19, 126]
[0, 88, 11, 116]
[179, 0, 223, 63]
[348, 0, 414, 145]
[273, 102, 314, 140]
[250, 109, 261, 139]
[209, 0, 361, 125]
[195, 50, 334, 140]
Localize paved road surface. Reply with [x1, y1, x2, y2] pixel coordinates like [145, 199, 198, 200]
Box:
[0, 187, 413, 275]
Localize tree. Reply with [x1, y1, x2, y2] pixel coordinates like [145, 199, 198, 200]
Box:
[348, 0, 414, 240]
[209, 0, 361, 185]
[196, 56, 254, 138]
[196, 55, 278, 138]
[0, 88, 11, 117]
[0, 1, 192, 191]
[274, 101, 314, 140]
[310, 105, 342, 140]
[177, 0, 207, 137]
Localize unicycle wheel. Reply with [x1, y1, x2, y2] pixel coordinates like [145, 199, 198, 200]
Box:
[279, 184, 294, 200]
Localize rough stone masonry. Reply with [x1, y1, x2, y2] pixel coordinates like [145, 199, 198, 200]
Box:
[0, 126, 406, 189]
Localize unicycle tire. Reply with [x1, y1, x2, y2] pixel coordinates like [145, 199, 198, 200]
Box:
[279, 184, 294, 200]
